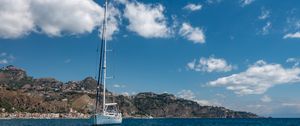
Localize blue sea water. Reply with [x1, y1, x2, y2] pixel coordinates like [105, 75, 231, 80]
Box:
[0, 118, 300, 126]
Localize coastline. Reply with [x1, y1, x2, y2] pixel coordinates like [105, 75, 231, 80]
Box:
[0, 112, 90, 119]
[0, 114, 265, 120]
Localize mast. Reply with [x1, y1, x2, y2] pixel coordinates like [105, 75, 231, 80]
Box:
[102, 0, 108, 114]
[93, 1, 122, 124]
[95, 0, 108, 114]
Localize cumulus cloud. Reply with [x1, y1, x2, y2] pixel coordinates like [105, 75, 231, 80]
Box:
[30, 0, 103, 36]
[0, 52, 15, 64]
[183, 3, 202, 11]
[240, 0, 255, 7]
[258, 8, 271, 20]
[187, 56, 234, 72]
[283, 32, 300, 39]
[261, 95, 272, 103]
[208, 60, 300, 95]
[0, 0, 34, 39]
[122, 0, 171, 38]
[179, 23, 205, 44]
[0, 0, 120, 39]
[177, 89, 195, 100]
[177, 89, 218, 106]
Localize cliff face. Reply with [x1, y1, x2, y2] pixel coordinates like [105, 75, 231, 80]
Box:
[0, 66, 258, 118]
[0, 65, 33, 89]
[114, 93, 257, 118]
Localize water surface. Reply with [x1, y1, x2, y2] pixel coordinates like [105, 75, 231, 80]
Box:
[1, 118, 300, 126]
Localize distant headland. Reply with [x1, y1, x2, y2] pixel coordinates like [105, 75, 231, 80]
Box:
[0, 65, 258, 119]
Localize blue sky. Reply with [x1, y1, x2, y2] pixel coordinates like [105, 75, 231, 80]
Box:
[1, 0, 300, 117]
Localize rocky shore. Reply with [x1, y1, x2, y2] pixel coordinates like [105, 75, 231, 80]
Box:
[0, 112, 89, 119]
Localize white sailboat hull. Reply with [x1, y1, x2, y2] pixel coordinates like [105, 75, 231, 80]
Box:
[91, 114, 122, 125]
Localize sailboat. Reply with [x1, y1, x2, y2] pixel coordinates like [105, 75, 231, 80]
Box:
[91, 0, 122, 125]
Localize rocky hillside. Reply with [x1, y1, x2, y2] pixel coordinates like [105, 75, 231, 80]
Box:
[0, 66, 258, 118]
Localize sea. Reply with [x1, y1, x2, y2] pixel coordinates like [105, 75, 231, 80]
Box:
[0, 118, 300, 126]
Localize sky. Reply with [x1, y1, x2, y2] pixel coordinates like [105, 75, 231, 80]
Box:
[1, 0, 300, 117]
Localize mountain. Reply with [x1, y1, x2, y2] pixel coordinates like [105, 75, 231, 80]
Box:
[0, 66, 259, 118]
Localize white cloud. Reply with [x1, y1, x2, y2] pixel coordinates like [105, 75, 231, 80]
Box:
[0, 52, 15, 65]
[177, 89, 219, 106]
[232, 100, 300, 116]
[206, 0, 222, 4]
[284, 17, 300, 38]
[287, 58, 300, 67]
[195, 100, 214, 106]
[113, 84, 126, 88]
[99, 3, 121, 40]
[30, 0, 103, 37]
[122, 0, 171, 38]
[261, 22, 272, 35]
[187, 56, 234, 72]
[258, 8, 271, 20]
[240, 0, 255, 7]
[283, 32, 300, 39]
[131, 92, 137, 95]
[245, 104, 274, 115]
[0, 0, 34, 39]
[282, 103, 300, 108]
[208, 60, 300, 95]
[122, 92, 130, 96]
[280, 102, 300, 113]
[261, 95, 272, 103]
[287, 58, 299, 63]
[179, 23, 205, 44]
[286, 17, 300, 29]
[0, 59, 8, 64]
[246, 104, 264, 109]
[0, 0, 120, 39]
[177, 89, 195, 100]
[183, 3, 202, 11]
[187, 60, 196, 70]
[257, 8, 271, 35]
